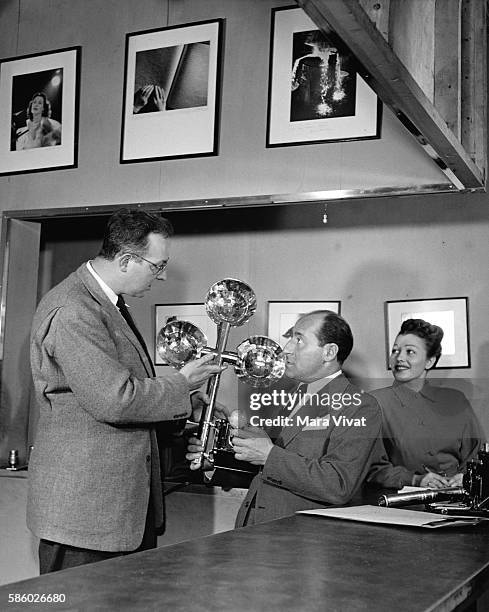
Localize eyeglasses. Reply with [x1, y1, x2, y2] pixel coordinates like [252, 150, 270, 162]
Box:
[125, 252, 168, 276]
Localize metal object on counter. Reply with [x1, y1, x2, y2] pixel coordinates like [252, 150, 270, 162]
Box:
[8, 449, 18, 469]
[378, 443, 489, 517]
[463, 444, 489, 510]
[3, 447, 30, 471]
[378, 487, 466, 508]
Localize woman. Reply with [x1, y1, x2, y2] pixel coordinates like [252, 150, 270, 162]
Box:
[368, 318, 482, 490]
[16, 92, 61, 150]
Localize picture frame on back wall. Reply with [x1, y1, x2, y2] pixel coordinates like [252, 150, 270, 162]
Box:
[385, 297, 470, 369]
[267, 301, 341, 348]
[0, 46, 80, 176]
[120, 19, 223, 163]
[266, 6, 381, 148]
[154, 303, 217, 365]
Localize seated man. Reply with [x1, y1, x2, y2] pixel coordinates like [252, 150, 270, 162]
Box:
[187, 310, 382, 526]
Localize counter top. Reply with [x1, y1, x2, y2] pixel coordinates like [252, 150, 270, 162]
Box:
[1, 511, 489, 611]
[0, 468, 27, 479]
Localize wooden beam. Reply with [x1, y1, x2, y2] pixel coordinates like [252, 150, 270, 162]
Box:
[389, 0, 436, 102]
[461, 0, 487, 178]
[358, 0, 390, 41]
[296, 0, 485, 190]
[434, 0, 462, 139]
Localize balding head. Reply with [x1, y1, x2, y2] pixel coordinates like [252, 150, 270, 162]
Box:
[298, 310, 353, 365]
[282, 310, 352, 382]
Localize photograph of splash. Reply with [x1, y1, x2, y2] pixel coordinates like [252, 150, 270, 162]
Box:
[267, 6, 381, 147]
[290, 29, 356, 122]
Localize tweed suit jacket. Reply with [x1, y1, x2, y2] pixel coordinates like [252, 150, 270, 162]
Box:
[27, 263, 191, 552]
[235, 374, 382, 527]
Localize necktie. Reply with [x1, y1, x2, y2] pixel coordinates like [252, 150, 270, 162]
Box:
[288, 383, 308, 417]
[116, 295, 153, 368]
[273, 384, 307, 419]
[271, 384, 308, 446]
[271, 383, 307, 427]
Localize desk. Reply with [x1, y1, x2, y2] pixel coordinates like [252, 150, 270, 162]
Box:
[1, 513, 489, 611]
[0, 471, 38, 586]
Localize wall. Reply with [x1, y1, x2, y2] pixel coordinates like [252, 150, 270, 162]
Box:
[0, 0, 457, 445]
[0, 0, 488, 588]
[0, 0, 448, 214]
[39, 192, 489, 436]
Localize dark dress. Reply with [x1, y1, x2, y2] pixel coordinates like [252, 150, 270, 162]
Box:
[367, 382, 483, 489]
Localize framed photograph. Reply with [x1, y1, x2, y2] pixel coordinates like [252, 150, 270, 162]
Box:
[154, 303, 217, 365]
[266, 6, 381, 147]
[0, 46, 80, 176]
[385, 297, 470, 369]
[267, 301, 341, 347]
[121, 19, 223, 163]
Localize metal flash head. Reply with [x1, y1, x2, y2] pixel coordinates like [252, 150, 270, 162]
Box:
[234, 335, 286, 388]
[156, 320, 207, 368]
[205, 278, 256, 327]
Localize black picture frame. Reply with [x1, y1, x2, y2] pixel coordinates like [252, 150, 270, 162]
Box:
[385, 297, 470, 369]
[0, 46, 81, 176]
[120, 19, 224, 163]
[266, 6, 381, 148]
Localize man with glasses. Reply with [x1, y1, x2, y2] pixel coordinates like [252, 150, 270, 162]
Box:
[27, 208, 224, 573]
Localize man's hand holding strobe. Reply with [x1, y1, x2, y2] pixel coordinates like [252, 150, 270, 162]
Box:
[180, 353, 226, 390]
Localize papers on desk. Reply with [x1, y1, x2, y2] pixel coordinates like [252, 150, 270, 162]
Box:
[297, 505, 488, 528]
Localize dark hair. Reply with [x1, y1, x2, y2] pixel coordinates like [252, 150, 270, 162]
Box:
[398, 318, 444, 367]
[27, 92, 51, 120]
[98, 209, 174, 260]
[308, 310, 353, 365]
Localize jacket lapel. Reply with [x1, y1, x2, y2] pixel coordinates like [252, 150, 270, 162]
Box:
[76, 264, 155, 377]
[277, 374, 350, 448]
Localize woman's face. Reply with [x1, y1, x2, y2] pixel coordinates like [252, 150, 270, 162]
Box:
[389, 333, 436, 384]
[30, 96, 44, 118]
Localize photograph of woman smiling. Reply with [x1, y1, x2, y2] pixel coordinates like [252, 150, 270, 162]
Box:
[15, 92, 61, 150]
[367, 318, 482, 490]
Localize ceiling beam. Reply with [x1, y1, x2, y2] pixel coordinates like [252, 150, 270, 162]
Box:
[461, 0, 487, 176]
[296, 0, 485, 190]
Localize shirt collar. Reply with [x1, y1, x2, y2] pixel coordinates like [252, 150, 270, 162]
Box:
[392, 380, 437, 404]
[305, 369, 342, 395]
[86, 261, 118, 306]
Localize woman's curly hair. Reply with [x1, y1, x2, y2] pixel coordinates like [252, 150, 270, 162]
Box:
[399, 318, 444, 367]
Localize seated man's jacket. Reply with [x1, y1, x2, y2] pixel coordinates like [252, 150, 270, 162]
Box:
[234, 374, 382, 526]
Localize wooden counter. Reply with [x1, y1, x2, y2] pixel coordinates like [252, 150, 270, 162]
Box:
[1, 512, 489, 611]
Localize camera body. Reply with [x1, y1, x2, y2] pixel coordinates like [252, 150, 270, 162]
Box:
[206, 419, 259, 476]
[462, 445, 489, 509]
